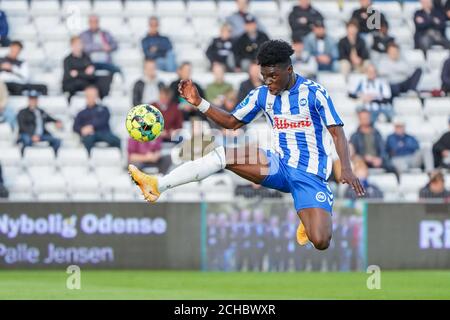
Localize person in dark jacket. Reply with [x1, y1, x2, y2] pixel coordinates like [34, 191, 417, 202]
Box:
[17, 90, 62, 154]
[288, 0, 324, 41]
[371, 21, 395, 54]
[414, 0, 450, 53]
[141, 16, 177, 72]
[349, 109, 397, 175]
[132, 59, 164, 106]
[338, 20, 370, 76]
[419, 170, 450, 200]
[63, 36, 98, 102]
[0, 10, 10, 47]
[232, 14, 270, 72]
[432, 117, 450, 168]
[351, 0, 388, 34]
[206, 23, 235, 72]
[441, 57, 450, 94]
[237, 61, 263, 102]
[0, 162, 8, 198]
[73, 86, 120, 153]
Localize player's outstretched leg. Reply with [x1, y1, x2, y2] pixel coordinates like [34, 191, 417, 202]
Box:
[297, 208, 332, 250]
[129, 145, 227, 202]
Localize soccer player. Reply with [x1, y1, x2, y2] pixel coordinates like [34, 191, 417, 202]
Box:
[129, 40, 365, 250]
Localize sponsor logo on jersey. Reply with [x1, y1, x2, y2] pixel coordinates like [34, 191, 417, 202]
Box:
[273, 117, 312, 129]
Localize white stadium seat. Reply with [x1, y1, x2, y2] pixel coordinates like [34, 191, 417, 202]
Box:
[427, 49, 450, 70]
[90, 147, 123, 167]
[123, 0, 155, 17]
[200, 174, 234, 202]
[368, 173, 398, 194]
[400, 173, 429, 196]
[187, 1, 218, 18]
[30, 0, 60, 16]
[317, 73, 347, 92]
[405, 49, 426, 69]
[249, 0, 279, 18]
[0, 124, 14, 147]
[424, 98, 450, 117]
[217, 1, 238, 18]
[393, 97, 423, 116]
[313, 1, 340, 20]
[38, 96, 69, 114]
[341, 1, 360, 21]
[60, 166, 90, 181]
[0, 147, 21, 166]
[57, 148, 89, 167]
[61, 0, 92, 15]
[418, 70, 442, 91]
[114, 48, 144, 67]
[9, 23, 37, 41]
[23, 147, 56, 166]
[0, 0, 28, 16]
[92, 0, 123, 16]
[33, 173, 66, 194]
[165, 181, 202, 202]
[373, 1, 402, 20]
[155, 0, 186, 17]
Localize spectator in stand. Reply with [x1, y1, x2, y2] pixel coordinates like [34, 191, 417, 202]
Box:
[414, 0, 450, 54]
[151, 86, 183, 143]
[80, 14, 120, 75]
[288, 0, 324, 42]
[378, 43, 423, 98]
[205, 63, 234, 109]
[169, 62, 205, 121]
[442, 57, 450, 94]
[0, 79, 15, 129]
[419, 170, 450, 199]
[127, 137, 171, 174]
[0, 10, 9, 47]
[432, 117, 450, 168]
[291, 36, 318, 79]
[303, 20, 338, 72]
[351, 0, 388, 35]
[237, 61, 263, 102]
[0, 41, 47, 95]
[349, 64, 393, 122]
[132, 59, 163, 106]
[62, 36, 99, 102]
[350, 109, 397, 175]
[233, 14, 270, 72]
[206, 24, 235, 72]
[73, 86, 121, 154]
[433, 0, 450, 18]
[344, 156, 383, 200]
[226, 0, 265, 39]
[141, 16, 177, 72]
[17, 90, 62, 155]
[386, 119, 422, 172]
[371, 21, 395, 54]
[339, 20, 370, 76]
[0, 162, 8, 198]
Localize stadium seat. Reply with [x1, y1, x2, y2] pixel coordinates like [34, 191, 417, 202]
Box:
[123, 0, 155, 17]
[92, 0, 123, 16]
[57, 147, 89, 167]
[33, 173, 66, 194]
[155, 0, 187, 17]
[317, 73, 348, 92]
[38, 96, 69, 115]
[373, 1, 402, 20]
[114, 48, 144, 67]
[341, 1, 360, 21]
[60, 165, 90, 180]
[427, 49, 450, 71]
[399, 173, 429, 197]
[99, 174, 134, 200]
[23, 147, 56, 166]
[61, 0, 92, 15]
[367, 172, 398, 194]
[418, 70, 442, 91]
[30, 0, 60, 17]
[0, 0, 28, 16]
[200, 174, 234, 202]
[402, 1, 422, 21]
[67, 173, 101, 198]
[187, 1, 218, 18]
[165, 181, 202, 202]
[217, 1, 238, 18]
[249, 0, 279, 19]
[0, 147, 21, 166]
[90, 147, 123, 167]
[393, 97, 422, 117]
[9, 23, 37, 41]
[313, 1, 340, 21]
[0, 124, 14, 147]
[191, 17, 220, 42]
[404, 49, 426, 69]
[424, 97, 450, 118]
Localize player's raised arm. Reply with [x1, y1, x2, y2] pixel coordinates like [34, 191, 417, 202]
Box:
[178, 79, 244, 130]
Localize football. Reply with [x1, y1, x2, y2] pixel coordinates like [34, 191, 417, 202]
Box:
[125, 104, 164, 142]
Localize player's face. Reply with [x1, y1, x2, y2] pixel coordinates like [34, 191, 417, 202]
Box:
[260, 64, 292, 96]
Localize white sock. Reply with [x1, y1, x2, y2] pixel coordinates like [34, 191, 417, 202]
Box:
[157, 146, 226, 193]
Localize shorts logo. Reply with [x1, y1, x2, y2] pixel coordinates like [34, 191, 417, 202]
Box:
[299, 98, 307, 106]
[315, 192, 326, 203]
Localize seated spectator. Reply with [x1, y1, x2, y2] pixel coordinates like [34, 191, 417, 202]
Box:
[127, 137, 171, 174]
[291, 36, 318, 79]
[169, 62, 205, 121]
[414, 0, 450, 54]
[378, 43, 423, 97]
[442, 57, 450, 94]
[206, 24, 235, 72]
[141, 16, 177, 72]
[226, 0, 265, 39]
[349, 64, 393, 122]
[303, 20, 338, 72]
[0, 41, 47, 95]
[205, 63, 234, 109]
[17, 90, 62, 155]
[344, 156, 383, 200]
[338, 20, 370, 76]
[371, 21, 395, 54]
[432, 117, 450, 168]
[151, 86, 183, 143]
[0, 79, 15, 129]
[0, 162, 8, 198]
[350, 109, 397, 175]
[386, 119, 422, 172]
[132, 59, 163, 106]
[351, 0, 388, 35]
[237, 61, 263, 102]
[0, 10, 10, 47]
[419, 170, 450, 199]
[288, 0, 324, 42]
[63, 36, 99, 102]
[73, 86, 121, 154]
[232, 14, 270, 72]
[80, 14, 120, 76]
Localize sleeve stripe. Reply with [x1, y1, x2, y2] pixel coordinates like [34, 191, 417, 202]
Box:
[232, 87, 260, 122]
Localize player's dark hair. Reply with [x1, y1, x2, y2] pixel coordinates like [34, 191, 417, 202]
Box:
[256, 40, 294, 67]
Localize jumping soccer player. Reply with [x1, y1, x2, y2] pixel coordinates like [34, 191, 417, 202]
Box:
[129, 40, 365, 250]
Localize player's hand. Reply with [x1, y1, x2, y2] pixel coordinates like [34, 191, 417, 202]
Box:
[340, 168, 365, 197]
[178, 80, 202, 106]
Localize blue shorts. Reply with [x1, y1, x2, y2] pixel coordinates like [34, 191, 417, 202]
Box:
[260, 150, 333, 213]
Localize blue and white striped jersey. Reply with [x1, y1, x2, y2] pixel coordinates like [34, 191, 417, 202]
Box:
[231, 74, 343, 179]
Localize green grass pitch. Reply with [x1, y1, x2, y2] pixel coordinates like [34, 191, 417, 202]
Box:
[0, 271, 449, 299]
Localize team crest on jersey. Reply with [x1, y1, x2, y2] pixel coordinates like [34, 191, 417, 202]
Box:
[315, 192, 326, 203]
[299, 98, 307, 106]
[240, 89, 256, 107]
